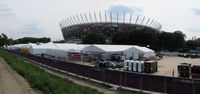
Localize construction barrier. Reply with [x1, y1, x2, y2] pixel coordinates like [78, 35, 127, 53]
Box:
[8, 50, 200, 94]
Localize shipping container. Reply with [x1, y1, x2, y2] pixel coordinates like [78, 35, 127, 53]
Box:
[191, 65, 200, 74]
[144, 61, 158, 73]
[191, 73, 200, 78]
[123, 60, 129, 71]
[177, 63, 191, 78]
[191, 65, 200, 78]
[179, 73, 190, 78]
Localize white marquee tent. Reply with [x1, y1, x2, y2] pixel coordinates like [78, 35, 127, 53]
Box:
[8, 43, 155, 60]
[81, 45, 155, 60]
[8, 43, 36, 50]
[45, 43, 88, 59]
[29, 42, 57, 55]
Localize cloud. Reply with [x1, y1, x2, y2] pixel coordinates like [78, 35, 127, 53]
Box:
[0, 0, 199, 40]
[185, 28, 200, 39]
[191, 8, 200, 15]
[16, 21, 49, 38]
[21, 23, 42, 33]
[108, 5, 142, 14]
[0, 2, 47, 39]
[106, 5, 143, 21]
[187, 28, 200, 32]
[0, 4, 14, 16]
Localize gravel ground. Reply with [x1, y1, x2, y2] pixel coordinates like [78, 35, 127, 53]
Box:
[153, 56, 200, 77]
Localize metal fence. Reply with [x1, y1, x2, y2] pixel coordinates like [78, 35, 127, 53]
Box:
[9, 50, 200, 94]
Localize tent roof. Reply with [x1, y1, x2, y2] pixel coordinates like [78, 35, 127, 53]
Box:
[92, 45, 133, 52]
[53, 43, 88, 52]
[11, 43, 154, 53]
[12, 43, 37, 48]
[82, 44, 154, 53]
[30, 42, 57, 49]
[133, 46, 154, 52]
[12, 44, 28, 48]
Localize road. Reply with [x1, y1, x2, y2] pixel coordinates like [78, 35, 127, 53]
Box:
[0, 58, 38, 94]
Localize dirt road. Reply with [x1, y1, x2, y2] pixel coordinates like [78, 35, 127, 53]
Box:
[0, 58, 38, 94]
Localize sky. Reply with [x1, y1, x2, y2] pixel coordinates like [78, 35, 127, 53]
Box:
[0, 0, 200, 41]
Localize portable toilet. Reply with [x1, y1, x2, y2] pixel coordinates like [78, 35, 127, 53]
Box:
[138, 61, 144, 73]
[132, 61, 137, 72]
[124, 60, 130, 71]
[128, 61, 132, 71]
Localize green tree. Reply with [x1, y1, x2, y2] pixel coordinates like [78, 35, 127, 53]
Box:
[185, 38, 200, 50]
[112, 29, 186, 51]
[0, 33, 8, 47]
[7, 38, 14, 45]
[14, 37, 51, 44]
[82, 32, 106, 44]
[112, 27, 158, 49]
[157, 31, 185, 51]
[112, 31, 127, 44]
[172, 31, 185, 50]
[53, 40, 65, 43]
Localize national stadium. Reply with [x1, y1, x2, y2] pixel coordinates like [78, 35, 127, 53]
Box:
[59, 12, 162, 42]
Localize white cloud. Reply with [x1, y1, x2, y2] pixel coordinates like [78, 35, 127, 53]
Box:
[0, 0, 199, 40]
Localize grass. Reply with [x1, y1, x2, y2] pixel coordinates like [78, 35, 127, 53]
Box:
[0, 49, 103, 94]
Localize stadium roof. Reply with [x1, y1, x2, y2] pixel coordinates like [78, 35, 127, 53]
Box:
[59, 12, 162, 30]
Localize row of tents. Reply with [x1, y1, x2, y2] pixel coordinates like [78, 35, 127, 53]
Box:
[6, 42, 156, 61]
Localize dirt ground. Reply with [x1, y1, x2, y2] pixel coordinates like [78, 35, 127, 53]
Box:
[153, 56, 200, 77]
[0, 58, 38, 94]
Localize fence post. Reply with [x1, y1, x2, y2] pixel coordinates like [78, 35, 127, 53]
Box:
[140, 73, 143, 93]
[193, 79, 195, 94]
[120, 71, 121, 87]
[103, 69, 105, 85]
[125, 71, 127, 88]
[164, 76, 166, 94]
[173, 76, 175, 94]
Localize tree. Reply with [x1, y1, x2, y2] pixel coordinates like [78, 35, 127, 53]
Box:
[14, 37, 51, 44]
[112, 27, 158, 49]
[82, 32, 106, 44]
[112, 31, 127, 44]
[157, 31, 185, 51]
[0, 33, 8, 47]
[53, 40, 65, 43]
[157, 31, 172, 50]
[112, 29, 186, 51]
[8, 38, 13, 45]
[185, 38, 200, 50]
[171, 31, 185, 50]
